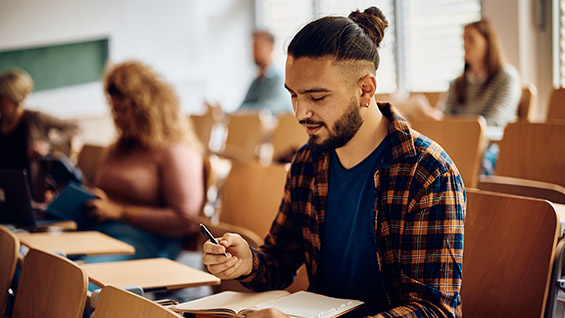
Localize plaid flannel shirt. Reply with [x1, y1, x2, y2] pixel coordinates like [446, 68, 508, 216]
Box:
[241, 103, 465, 318]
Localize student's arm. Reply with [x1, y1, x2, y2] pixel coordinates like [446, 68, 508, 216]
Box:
[89, 145, 204, 237]
[374, 169, 465, 318]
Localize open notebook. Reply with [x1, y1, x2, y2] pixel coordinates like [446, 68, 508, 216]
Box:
[170, 290, 363, 318]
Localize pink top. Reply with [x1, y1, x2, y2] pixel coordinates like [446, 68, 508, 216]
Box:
[95, 144, 204, 237]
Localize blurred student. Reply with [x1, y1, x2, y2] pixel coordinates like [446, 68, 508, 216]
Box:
[207, 30, 292, 116]
[392, 19, 521, 128]
[0, 68, 80, 201]
[443, 19, 521, 127]
[202, 6, 464, 318]
[84, 61, 205, 261]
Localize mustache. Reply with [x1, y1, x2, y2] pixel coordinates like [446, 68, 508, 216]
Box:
[299, 119, 325, 126]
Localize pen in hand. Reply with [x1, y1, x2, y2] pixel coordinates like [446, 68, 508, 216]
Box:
[200, 223, 228, 257]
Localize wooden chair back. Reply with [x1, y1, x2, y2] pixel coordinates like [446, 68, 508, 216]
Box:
[462, 189, 559, 318]
[517, 84, 537, 122]
[212, 160, 309, 293]
[76, 143, 107, 186]
[12, 248, 88, 318]
[271, 112, 307, 162]
[189, 111, 217, 150]
[495, 121, 565, 187]
[91, 285, 179, 318]
[0, 225, 18, 316]
[218, 160, 288, 239]
[374, 93, 392, 103]
[410, 91, 445, 108]
[478, 175, 565, 204]
[410, 115, 487, 188]
[547, 87, 565, 121]
[220, 113, 266, 160]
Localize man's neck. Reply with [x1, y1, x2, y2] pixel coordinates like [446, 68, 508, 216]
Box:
[335, 104, 388, 169]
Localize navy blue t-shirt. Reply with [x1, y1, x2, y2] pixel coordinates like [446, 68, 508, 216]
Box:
[318, 137, 389, 314]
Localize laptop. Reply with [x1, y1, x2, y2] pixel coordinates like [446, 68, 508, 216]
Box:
[0, 169, 60, 229]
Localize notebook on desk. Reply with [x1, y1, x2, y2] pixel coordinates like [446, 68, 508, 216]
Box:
[170, 290, 364, 318]
[45, 181, 97, 227]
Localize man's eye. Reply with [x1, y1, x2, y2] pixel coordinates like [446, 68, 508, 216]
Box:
[311, 96, 325, 102]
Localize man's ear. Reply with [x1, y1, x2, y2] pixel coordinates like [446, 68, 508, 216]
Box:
[358, 74, 377, 106]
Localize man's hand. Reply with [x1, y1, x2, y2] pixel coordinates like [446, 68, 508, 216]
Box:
[85, 188, 125, 222]
[234, 308, 289, 318]
[202, 233, 253, 279]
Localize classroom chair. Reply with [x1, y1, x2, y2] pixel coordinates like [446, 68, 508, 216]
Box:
[270, 112, 307, 162]
[409, 90, 445, 108]
[0, 225, 19, 316]
[216, 112, 267, 161]
[206, 160, 309, 293]
[495, 121, 565, 187]
[76, 143, 107, 186]
[547, 87, 565, 121]
[478, 175, 565, 204]
[189, 111, 218, 151]
[409, 115, 487, 188]
[517, 84, 537, 122]
[462, 189, 560, 318]
[374, 93, 392, 103]
[91, 285, 180, 318]
[216, 160, 288, 239]
[11, 248, 88, 318]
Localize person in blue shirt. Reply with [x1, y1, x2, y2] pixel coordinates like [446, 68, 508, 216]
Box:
[207, 30, 292, 115]
[237, 30, 292, 114]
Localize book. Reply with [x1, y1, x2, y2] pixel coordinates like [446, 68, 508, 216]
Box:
[170, 290, 364, 318]
[45, 182, 98, 226]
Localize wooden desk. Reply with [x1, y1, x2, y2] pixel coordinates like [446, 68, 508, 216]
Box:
[81, 258, 221, 291]
[16, 231, 135, 256]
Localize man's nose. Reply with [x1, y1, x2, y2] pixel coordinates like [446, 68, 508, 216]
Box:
[294, 99, 312, 122]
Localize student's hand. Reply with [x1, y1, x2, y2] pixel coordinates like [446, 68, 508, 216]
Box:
[234, 308, 289, 318]
[202, 233, 253, 279]
[85, 188, 125, 222]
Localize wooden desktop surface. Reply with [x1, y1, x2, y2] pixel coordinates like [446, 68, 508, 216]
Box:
[16, 231, 135, 256]
[81, 258, 221, 291]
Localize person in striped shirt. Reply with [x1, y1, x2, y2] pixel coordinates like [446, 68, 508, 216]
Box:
[443, 19, 521, 128]
[203, 6, 465, 318]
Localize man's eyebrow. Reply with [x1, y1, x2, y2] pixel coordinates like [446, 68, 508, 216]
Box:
[284, 85, 330, 94]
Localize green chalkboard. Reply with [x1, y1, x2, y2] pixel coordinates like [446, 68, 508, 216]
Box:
[0, 39, 108, 92]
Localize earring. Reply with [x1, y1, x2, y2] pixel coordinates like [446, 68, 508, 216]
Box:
[365, 102, 369, 108]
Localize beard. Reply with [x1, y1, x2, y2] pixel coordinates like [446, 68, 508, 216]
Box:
[301, 97, 363, 153]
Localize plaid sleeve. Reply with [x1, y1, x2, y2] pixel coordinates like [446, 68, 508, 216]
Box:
[374, 168, 465, 318]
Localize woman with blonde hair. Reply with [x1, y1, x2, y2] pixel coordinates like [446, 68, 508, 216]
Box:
[85, 61, 205, 261]
[0, 68, 80, 201]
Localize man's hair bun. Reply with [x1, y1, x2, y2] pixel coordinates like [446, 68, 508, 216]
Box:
[348, 6, 388, 48]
